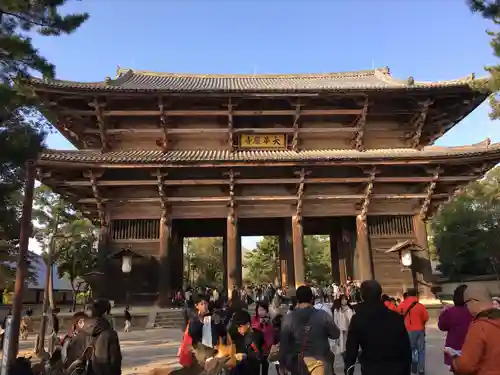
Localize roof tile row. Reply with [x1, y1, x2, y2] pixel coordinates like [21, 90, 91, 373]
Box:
[30, 67, 477, 93]
[39, 143, 500, 165]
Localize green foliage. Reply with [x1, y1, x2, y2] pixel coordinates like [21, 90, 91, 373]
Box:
[468, 0, 500, 118]
[184, 237, 224, 288]
[304, 235, 332, 285]
[244, 235, 333, 285]
[0, 1, 88, 287]
[33, 185, 97, 307]
[431, 166, 500, 279]
[243, 236, 279, 284]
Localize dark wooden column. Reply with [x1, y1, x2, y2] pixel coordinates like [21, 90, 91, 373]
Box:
[95, 222, 110, 299]
[170, 227, 183, 292]
[413, 215, 434, 299]
[226, 214, 238, 298]
[292, 214, 305, 288]
[280, 218, 295, 291]
[329, 225, 341, 284]
[235, 234, 242, 288]
[158, 215, 171, 307]
[222, 234, 228, 292]
[354, 214, 374, 281]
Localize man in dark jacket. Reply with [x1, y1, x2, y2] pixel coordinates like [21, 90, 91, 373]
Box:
[230, 310, 265, 375]
[67, 299, 122, 375]
[344, 280, 411, 375]
[279, 285, 340, 375]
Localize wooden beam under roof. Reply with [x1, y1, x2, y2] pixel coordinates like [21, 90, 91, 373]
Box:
[76, 193, 452, 204]
[83, 127, 361, 135]
[57, 108, 364, 117]
[53, 175, 478, 188]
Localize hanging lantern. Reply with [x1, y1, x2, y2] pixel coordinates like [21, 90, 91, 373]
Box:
[401, 249, 413, 267]
[122, 255, 132, 273]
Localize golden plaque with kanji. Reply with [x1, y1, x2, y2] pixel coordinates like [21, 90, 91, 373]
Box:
[239, 134, 286, 149]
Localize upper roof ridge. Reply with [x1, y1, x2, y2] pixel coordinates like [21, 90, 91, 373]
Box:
[114, 67, 383, 79]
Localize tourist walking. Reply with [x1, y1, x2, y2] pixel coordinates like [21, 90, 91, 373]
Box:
[279, 285, 340, 375]
[86, 299, 122, 375]
[332, 294, 354, 357]
[344, 280, 411, 375]
[188, 294, 226, 348]
[438, 285, 472, 372]
[124, 306, 132, 332]
[399, 288, 429, 375]
[251, 303, 274, 375]
[449, 285, 500, 375]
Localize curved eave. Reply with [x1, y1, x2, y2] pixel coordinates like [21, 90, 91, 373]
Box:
[27, 68, 487, 94]
[36, 142, 500, 168]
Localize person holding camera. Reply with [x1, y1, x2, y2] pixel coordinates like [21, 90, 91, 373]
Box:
[251, 302, 275, 375]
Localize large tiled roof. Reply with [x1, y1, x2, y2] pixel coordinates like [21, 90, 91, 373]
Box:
[38, 140, 500, 165]
[29, 67, 479, 93]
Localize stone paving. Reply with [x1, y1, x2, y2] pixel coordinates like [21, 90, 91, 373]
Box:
[12, 326, 450, 375]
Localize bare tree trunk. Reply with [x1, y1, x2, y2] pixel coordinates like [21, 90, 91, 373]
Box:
[36, 215, 59, 355]
[48, 261, 55, 310]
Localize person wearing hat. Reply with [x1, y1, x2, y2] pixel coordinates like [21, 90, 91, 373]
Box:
[449, 285, 500, 375]
[230, 310, 265, 375]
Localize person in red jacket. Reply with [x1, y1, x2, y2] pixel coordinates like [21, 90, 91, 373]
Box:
[398, 289, 429, 375]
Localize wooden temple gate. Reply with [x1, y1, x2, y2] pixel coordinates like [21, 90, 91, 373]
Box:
[31, 67, 500, 305]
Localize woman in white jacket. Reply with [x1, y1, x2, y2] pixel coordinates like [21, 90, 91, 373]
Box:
[333, 294, 354, 356]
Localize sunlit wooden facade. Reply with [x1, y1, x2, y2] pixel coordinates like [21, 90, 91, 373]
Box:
[31, 67, 500, 304]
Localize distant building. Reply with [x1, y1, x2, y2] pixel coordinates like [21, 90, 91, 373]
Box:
[1, 252, 73, 305]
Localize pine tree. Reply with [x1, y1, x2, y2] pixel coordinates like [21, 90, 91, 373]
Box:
[469, 0, 500, 118]
[0, 1, 88, 285]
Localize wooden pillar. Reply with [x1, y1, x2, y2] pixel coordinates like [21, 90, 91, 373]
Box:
[354, 215, 374, 281]
[93, 222, 110, 299]
[329, 226, 341, 284]
[170, 228, 183, 292]
[226, 214, 238, 298]
[281, 218, 295, 291]
[222, 234, 228, 292]
[157, 216, 171, 307]
[413, 215, 435, 299]
[292, 215, 305, 288]
[236, 234, 242, 288]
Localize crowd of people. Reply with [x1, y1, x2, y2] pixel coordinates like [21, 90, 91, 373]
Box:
[3, 280, 500, 375]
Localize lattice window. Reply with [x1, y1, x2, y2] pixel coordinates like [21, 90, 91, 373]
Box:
[368, 216, 413, 237]
[110, 219, 160, 240]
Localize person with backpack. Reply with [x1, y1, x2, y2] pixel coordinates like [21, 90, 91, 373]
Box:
[398, 289, 429, 375]
[279, 285, 340, 375]
[65, 299, 122, 375]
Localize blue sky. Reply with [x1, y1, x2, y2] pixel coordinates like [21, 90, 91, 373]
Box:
[31, 0, 499, 251]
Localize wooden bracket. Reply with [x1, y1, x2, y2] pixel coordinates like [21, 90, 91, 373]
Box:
[157, 97, 169, 153]
[410, 99, 434, 149]
[420, 166, 441, 220]
[228, 169, 236, 219]
[359, 167, 377, 222]
[294, 168, 307, 218]
[155, 169, 168, 221]
[351, 97, 369, 151]
[88, 99, 109, 152]
[291, 101, 303, 151]
[87, 169, 106, 227]
[225, 98, 235, 151]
